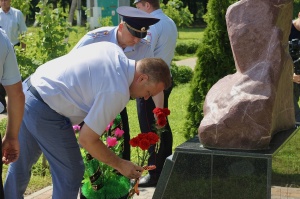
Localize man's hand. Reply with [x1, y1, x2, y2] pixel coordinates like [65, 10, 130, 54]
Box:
[79, 123, 143, 179]
[293, 73, 300, 84]
[2, 136, 20, 165]
[116, 159, 143, 179]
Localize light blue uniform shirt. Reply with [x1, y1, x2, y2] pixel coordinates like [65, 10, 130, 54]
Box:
[31, 42, 135, 135]
[145, 9, 177, 67]
[0, 7, 27, 45]
[71, 26, 154, 60]
[0, 28, 21, 85]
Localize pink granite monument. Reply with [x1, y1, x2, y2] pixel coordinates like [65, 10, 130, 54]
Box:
[198, 0, 295, 150]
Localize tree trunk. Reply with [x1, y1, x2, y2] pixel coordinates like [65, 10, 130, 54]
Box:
[68, 0, 77, 24]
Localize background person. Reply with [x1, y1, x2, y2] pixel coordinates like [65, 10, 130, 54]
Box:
[0, 0, 27, 114]
[71, 6, 160, 161]
[0, 28, 25, 199]
[4, 42, 171, 199]
[0, 0, 27, 47]
[289, 12, 300, 126]
[134, 0, 177, 187]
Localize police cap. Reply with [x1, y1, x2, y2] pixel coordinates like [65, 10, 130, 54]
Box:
[117, 6, 159, 38]
[133, 0, 157, 4]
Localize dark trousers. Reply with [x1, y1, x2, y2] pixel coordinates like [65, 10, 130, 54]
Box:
[120, 107, 130, 161]
[294, 83, 300, 122]
[136, 82, 173, 178]
[0, 84, 6, 108]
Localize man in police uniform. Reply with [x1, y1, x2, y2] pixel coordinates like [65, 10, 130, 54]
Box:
[290, 12, 300, 126]
[0, 0, 27, 113]
[71, 6, 159, 162]
[134, 0, 178, 187]
[4, 42, 172, 199]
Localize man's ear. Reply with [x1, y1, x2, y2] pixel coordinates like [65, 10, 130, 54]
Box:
[137, 74, 149, 83]
[145, 2, 151, 9]
[118, 23, 124, 31]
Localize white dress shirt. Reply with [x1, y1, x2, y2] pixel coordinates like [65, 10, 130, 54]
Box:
[31, 42, 135, 135]
[0, 7, 27, 45]
[146, 9, 177, 67]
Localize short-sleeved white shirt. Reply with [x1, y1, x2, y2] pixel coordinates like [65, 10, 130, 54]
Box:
[70, 26, 154, 60]
[0, 29, 21, 85]
[0, 7, 27, 45]
[30, 42, 136, 135]
[145, 9, 177, 67]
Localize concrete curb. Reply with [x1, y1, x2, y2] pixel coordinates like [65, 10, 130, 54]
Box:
[24, 185, 155, 199]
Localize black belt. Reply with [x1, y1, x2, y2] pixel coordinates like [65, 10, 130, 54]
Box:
[26, 78, 45, 103]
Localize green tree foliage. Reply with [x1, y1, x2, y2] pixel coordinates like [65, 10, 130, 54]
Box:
[161, 0, 193, 29]
[294, 0, 300, 18]
[35, 1, 75, 62]
[184, 0, 237, 139]
[11, 0, 31, 16]
[15, 0, 76, 80]
[98, 16, 114, 27]
[180, 0, 208, 24]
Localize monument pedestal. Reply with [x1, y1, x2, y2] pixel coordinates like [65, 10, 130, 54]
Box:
[153, 128, 299, 199]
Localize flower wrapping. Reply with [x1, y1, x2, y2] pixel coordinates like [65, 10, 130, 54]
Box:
[74, 114, 130, 199]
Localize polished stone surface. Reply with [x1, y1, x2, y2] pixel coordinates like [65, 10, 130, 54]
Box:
[154, 128, 299, 199]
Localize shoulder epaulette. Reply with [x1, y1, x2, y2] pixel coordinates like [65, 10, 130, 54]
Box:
[139, 38, 151, 46]
[90, 30, 110, 38]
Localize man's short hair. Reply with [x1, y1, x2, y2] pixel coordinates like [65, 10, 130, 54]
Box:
[137, 58, 171, 89]
[134, 0, 160, 9]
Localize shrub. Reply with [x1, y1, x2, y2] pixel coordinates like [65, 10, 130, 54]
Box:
[171, 63, 194, 86]
[0, 118, 7, 138]
[175, 42, 188, 55]
[98, 16, 113, 27]
[186, 40, 201, 54]
[184, 0, 237, 139]
[15, 1, 76, 80]
[175, 40, 201, 55]
[294, 0, 300, 18]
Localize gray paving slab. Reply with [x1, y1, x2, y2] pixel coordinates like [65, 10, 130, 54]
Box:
[24, 185, 154, 199]
[23, 185, 300, 199]
[174, 57, 197, 70]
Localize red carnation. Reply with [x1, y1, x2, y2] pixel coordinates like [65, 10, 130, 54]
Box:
[129, 137, 140, 147]
[139, 139, 151, 150]
[157, 117, 167, 126]
[146, 132, 160, 145]
[162, 108, 170, 116]
[152, 107, 161, 115]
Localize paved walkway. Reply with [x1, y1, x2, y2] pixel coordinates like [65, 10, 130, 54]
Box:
[24, 185, 155, 199]
[23, 185, 300, 199]
[174, 57, 197, 70]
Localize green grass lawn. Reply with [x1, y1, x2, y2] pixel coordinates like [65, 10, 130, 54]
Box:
[177, 27, 205, 40]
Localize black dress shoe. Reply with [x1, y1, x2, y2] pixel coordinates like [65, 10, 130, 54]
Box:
[138, 174, 158, 187]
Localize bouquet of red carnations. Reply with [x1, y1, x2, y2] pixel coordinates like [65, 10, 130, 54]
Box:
[152, 107, 171, 135]
[128, 132, 160, 197]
